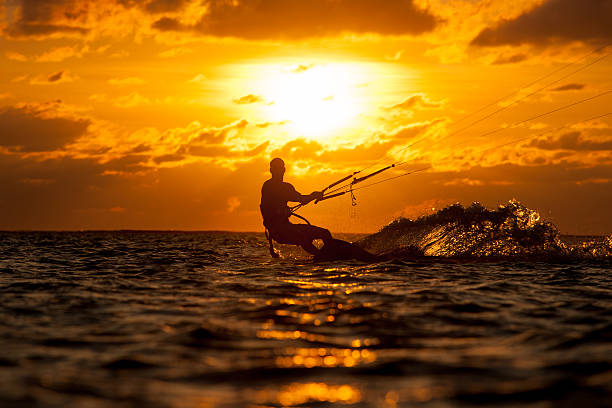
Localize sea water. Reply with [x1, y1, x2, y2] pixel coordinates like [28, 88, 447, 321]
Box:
[1, 201, 611, 407]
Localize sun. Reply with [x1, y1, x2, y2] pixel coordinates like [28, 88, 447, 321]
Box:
[261, 64, 364, 139]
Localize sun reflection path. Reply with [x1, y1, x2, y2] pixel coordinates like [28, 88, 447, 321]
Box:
[252, 267, 383, 372]
[255, 382, 362, 406]
[274, 347, 376, 369]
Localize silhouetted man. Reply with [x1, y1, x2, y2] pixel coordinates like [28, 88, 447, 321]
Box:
[260, 157, 333, 256]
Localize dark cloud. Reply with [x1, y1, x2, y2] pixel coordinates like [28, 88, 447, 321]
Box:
[527, 131, 612, 151]
[5, 0, 439, 40]
[103, 154, 150, 173]
[153, 153, 185, 164]
[550, 83, 585, 92]
[152, 0, 440, 39]
[491, 53, 528, 65]
[29, 70, 77, 85]
[7, 23, 88, 37]
[0, 103, 90, 152]
[48, 71, 64, 82]
[5, 0, 90, 38]
[128, 143, 151, 153]
[471, 0, 612, 47]
[151, 16, 184, 31]
[233, 94, 265, 105]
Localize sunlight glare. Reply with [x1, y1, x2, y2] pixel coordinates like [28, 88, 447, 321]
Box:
[262, 64, 365, 139]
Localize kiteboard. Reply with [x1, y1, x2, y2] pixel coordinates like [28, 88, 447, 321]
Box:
[312, 238, 381, 263]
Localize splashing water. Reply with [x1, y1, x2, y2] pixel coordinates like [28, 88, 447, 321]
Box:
[358, 199, 612, 259]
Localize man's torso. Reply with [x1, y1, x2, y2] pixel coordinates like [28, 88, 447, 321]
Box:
[260, 179, 297, 228]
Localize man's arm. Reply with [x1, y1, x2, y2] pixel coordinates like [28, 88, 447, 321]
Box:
[286, 184, 323, 204]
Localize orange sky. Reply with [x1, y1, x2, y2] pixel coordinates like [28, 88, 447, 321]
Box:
[1, 0, 611, 234]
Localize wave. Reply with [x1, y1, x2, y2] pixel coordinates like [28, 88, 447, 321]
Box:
[357, 199, 612, 260]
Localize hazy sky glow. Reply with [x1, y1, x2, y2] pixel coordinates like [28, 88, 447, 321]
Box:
[1, 0, 611, 233]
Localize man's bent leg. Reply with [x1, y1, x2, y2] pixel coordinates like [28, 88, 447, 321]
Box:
[292, 224, 332, 255]
[269, 223, 333, 256]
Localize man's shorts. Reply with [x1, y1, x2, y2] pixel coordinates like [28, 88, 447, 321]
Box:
[268, 223, 331, 246]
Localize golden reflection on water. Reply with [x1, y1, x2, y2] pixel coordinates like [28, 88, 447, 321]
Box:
[256, 329, 327, 342]
[280, 273, 370, 295]
[274, 347, 376, 368]
[255, 382, 362, 406]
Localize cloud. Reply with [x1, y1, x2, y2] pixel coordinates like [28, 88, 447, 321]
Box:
[442, 178, 485, 187]
[89, 93, 108, 103]
[186, 74, 206, 84]
[158, 47, 193, 58]
[4, 0, 440, 43]
[113, 92, 151, 108]
[0, 150, 273, 231]
[152, 0, 440, 39]
[386, 93, 444, 111]
[47, 71, 64, 82]
[4, 0, 90, 38]
[29, 70, 78, 84]
[0, 101, 90, 152]
[6, 51, 28, 61]
[7, 22, 89, 39]
[151, 16, 183, 31]
[550, 83, 585, 92]
[86, 118, 270, 169]
[153, 153, 185, 164]
[2, 0, 171, 40]
[108, 77, 145, 86]
[266, 119, 444, 170]
[255, 120, 289, 128]
[491, 53, 528, 65]
[226, 196, 240, 213]
[527, 131, 612, 151]
[385, 49, 405, 61]
[292, 64, 314, 73]
[109, 50, 130, 58]
[424, 43, 466, 64]
[471, 0, 612, 47]
[233, 94, 266, 105]
[2, 148, 611, 232]
[95, 44, 111, 53]
[36, 45, 83, 62]
[11, 75, 29, 83]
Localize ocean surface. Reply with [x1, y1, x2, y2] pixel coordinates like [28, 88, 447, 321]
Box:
[1, 201, 611, 407]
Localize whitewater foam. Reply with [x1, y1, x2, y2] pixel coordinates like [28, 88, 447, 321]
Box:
[357, 199, 612, 259]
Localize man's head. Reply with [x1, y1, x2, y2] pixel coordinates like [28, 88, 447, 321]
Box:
[269, 157, 285, 179]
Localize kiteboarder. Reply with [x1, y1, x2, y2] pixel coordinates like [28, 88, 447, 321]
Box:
[260, 158, 331, 256]
[260, 158, 380, 262]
